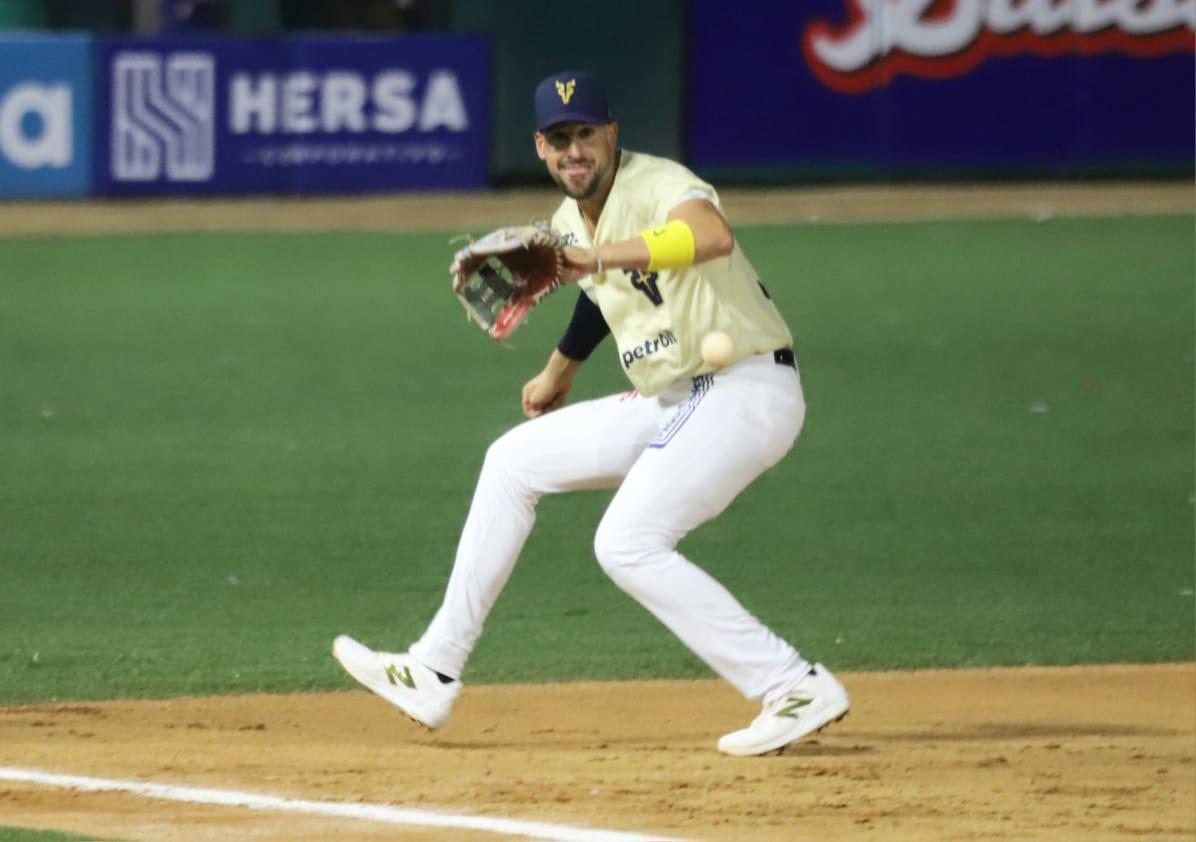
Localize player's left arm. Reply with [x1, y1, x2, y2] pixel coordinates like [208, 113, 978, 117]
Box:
[560, 199, 734, 281]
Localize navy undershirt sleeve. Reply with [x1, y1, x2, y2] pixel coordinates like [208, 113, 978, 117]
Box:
[557, 290, 611, 361]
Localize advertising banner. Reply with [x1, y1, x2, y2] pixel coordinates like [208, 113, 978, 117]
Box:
[0, 36, 92, 198]
[687, 0, 1195, 176]
[93, 35, 491, 195]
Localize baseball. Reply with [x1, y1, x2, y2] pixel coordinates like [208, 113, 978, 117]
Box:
[701, 330, 736, 369]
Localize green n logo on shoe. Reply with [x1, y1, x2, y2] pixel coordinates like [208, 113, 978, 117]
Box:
[779, 698, 812, 718]
[386, 663, 416, 689]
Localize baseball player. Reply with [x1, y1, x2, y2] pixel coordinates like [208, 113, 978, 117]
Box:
[334, 70, 849, 756]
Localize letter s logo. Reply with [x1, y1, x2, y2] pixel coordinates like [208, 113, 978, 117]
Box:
[112, 52, 215, 181]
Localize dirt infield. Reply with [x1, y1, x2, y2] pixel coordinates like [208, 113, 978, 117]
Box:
[0, 665, 1192, 841]
[0, 181, 1191, 237]
[2, 184, 1192, 840]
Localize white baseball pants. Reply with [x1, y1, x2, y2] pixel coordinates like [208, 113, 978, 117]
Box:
[410, 351, 811, 701]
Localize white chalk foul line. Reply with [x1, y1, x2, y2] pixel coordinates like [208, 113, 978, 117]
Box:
[0, 766, 685, 842]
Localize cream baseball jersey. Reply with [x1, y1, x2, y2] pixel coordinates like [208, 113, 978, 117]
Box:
[550, 150, 793, 396]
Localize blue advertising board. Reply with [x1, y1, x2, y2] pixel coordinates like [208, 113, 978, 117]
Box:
[93, 35, 491, 195]
[687, 0, 1195, 175]
[0, 36, 92, 197]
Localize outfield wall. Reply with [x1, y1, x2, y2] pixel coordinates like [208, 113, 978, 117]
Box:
[0, 33, 492, 198]
[0, 35, 92, 196]
[0, 1, 1193, 198]
[686, 1, 1196, 181]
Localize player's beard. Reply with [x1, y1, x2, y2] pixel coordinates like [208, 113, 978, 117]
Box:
[553, 157, 607, 201]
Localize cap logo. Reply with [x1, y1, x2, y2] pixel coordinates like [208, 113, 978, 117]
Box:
[555, 79, 576, 104]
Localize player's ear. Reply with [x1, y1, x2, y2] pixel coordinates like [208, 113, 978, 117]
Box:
[533, 132, 549, 161]
[607, 122, 619, 145]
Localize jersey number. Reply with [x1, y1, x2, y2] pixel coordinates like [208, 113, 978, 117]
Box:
[628, 270, 663, 306]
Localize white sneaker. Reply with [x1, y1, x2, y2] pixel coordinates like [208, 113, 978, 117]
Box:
[717, 663, 850, 756]
[332, 635, 460, 729]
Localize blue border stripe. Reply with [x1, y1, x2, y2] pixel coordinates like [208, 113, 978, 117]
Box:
[649, 374, 713, 449]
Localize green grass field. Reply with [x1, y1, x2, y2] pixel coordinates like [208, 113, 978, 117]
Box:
[0, 828, 112, 842]
[1, 215, 1192, 705]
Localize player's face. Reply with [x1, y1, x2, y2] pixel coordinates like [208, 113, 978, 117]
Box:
[535, 122, 619, 201]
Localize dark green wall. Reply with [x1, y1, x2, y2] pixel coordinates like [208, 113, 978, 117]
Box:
[0, 0, 47, 28]
[451, 0, 684, 183]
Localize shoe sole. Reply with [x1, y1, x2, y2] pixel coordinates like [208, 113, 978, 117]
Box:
[331, 637, 443, 730]
[719, 696, 851, 757]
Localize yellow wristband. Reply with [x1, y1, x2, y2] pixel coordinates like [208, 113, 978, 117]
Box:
[640, 220, 696, 272]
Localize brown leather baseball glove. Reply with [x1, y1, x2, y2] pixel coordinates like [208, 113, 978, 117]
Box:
[451, 225, 567, 342]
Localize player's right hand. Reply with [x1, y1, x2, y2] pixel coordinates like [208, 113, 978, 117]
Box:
[522, 350, 584, 418]
[522, 369, 572, 418]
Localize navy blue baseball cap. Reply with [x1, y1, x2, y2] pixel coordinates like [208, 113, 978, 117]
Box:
[534, 71, 613, 131]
